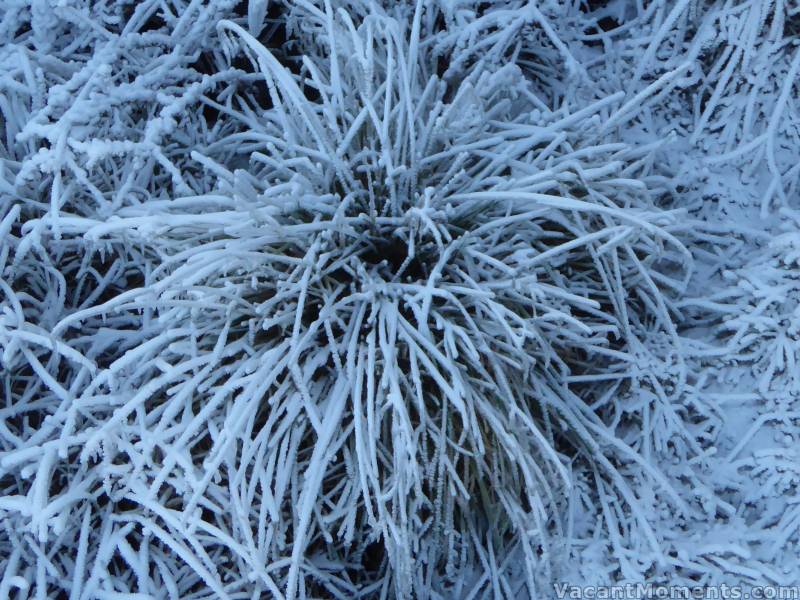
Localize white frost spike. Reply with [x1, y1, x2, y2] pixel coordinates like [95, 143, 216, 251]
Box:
[248, 0, 269, 37]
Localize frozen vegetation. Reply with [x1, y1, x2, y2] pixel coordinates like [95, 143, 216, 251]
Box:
[0, 0, 798, 597]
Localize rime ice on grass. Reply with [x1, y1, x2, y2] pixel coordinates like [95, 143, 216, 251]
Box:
[1, 0, 799, 598]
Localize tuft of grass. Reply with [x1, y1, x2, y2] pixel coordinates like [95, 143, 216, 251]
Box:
[0, 0, 728, 598]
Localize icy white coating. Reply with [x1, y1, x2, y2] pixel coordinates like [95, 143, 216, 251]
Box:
[0, 0, 799, 598]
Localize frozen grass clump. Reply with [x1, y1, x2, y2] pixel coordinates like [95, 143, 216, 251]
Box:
[0, 0, 746, 598]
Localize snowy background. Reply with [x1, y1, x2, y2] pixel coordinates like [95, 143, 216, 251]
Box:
[1, 0, 799, 598]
